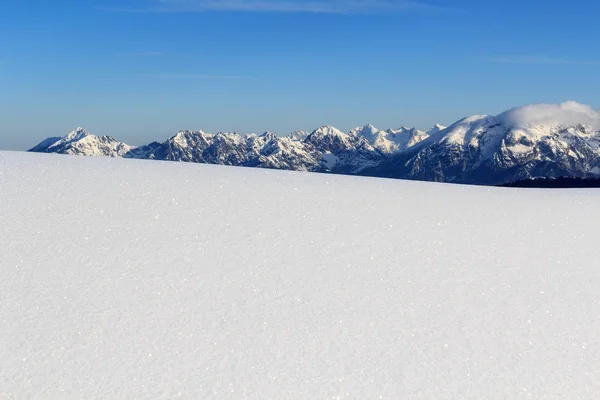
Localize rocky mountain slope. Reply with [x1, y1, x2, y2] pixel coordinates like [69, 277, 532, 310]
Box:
[29, 101, 600, 185]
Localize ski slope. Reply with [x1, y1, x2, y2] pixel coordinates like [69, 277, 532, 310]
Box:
[2, 151, 600, 399]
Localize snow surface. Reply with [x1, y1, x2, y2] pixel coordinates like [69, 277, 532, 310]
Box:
[2, 151, 600, 399]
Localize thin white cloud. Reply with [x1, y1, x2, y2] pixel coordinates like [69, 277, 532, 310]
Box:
[144, 73, 251, 79]
[99, 0, 441, 14]
[484, 56, 600, 66]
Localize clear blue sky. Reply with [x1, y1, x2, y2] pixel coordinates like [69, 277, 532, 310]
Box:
[1, 0, 599, 150]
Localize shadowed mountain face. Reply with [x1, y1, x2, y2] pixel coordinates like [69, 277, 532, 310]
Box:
[30, 102, 600, 185]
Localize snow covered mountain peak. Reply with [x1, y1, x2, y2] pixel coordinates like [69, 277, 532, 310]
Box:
[498, 101, 600, 130]
[356, 123, 378, 131]
[287, 130, 309, 141]
[64, 127, 92, 141]
[346, 124, 432, 154]
[349, 124, 381, 140]
[350, 124, 379, 136]
[29, 127, 133, 157]
[259, 131, 277, 140]
[310, 125, 347, 137]
[174, 129, 210, 138]
[427, 124, 446, 135]
[432, 102, 600, 150]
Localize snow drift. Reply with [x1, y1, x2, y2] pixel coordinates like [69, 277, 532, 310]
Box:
[2, 151, 600, 399]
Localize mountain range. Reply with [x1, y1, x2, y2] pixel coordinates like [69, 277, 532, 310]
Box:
[29, 101, 600, 185]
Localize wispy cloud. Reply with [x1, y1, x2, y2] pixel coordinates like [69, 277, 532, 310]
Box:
[144, 73, 251, 79]
[99, 0, 441, 14]
[484, 56, 600, 66]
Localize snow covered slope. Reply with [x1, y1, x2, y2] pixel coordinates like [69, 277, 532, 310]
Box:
[2, 151, 600, 399]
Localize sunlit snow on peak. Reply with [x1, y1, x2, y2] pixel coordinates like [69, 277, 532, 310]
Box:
[498, 101, 600, 129]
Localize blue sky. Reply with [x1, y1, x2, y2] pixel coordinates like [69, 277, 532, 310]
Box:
[1, 0, 600, 149]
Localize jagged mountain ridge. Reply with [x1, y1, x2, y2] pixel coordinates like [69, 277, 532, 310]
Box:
[31, 124, 441, 174]
[29, 101, 600, 185]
